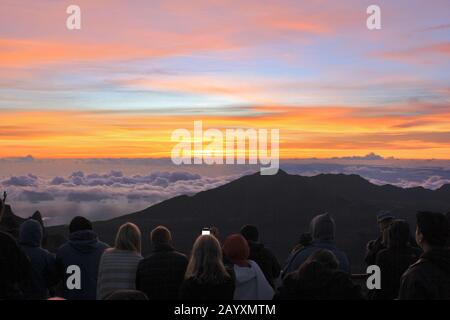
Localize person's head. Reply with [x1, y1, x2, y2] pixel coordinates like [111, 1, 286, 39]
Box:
[415, 212, 449, 250]
[223, 234, 250, 267]
[210, 226, 220, 239]
[387, 219, 411, 249]
[306, 249, 339, 270]
[240, 224, 259, 242]
[310, 213, 335, 241]
[185, 234, 230, 283]
[151, 225, 172, 246]
[114, 222, 141, 254]
[19, 219, 43, 247]
[69, 216, 92, 234]
[377, 210, 395, 234]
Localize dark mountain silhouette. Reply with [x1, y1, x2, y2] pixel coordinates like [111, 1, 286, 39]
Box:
[43, 170, 450, 272]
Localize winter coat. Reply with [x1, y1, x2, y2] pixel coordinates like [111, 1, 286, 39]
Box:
[56, 230, 109, 300]
[398, 248, 450, 300]
[232, 260, 274, 300]
[136, 243, 188, 300]
[19, 219, 57, 299]
[247, 241, 281, 287]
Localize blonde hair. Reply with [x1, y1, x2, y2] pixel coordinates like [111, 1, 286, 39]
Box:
[114, 222, 141, 253]
[185, 235, 230, 284]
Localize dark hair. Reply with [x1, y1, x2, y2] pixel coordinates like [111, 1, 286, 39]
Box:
[240, 224, 259, 242]
[416, 212, 449, 247]
[388, 219, 411, 249]
[69, 216, 92, 233]
[306, 249, 339, 270]
[151, 225, 172, 245]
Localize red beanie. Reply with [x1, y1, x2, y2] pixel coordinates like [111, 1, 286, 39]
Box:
[223, 234, 250, 266]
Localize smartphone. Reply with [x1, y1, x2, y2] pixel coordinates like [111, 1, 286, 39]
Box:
[202, 228, 211, 236]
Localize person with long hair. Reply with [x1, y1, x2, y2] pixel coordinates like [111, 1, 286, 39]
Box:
[179, 234, 234, 300]
[97, 222, 142, 300]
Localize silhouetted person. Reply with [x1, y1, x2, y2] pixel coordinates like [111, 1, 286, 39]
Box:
[0, 195, 32, 300]
[97, 223, 142, 300]
[136, 225, 188, 300]
[240, 225, 280, 288]
[283, 213, 350, 276]
[19, 219, 57, 300]
[398, 212, 450, 300]
[223, 234, 274, 300]
[372, 220, 421, 300]
[104, 289, 148, 300]
[365, 210, 394, 266]
[31, 211, 48, 247]
[56, 216, 109, 300]
[179, 235, 234, 300]
[275, 249, 363, 300]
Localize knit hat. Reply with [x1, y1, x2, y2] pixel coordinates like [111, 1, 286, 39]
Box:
[377, 210, 395, 223]
[223, 234, 250, 266]
[69, 216, 92, 234]
[310, 213, 335, 241]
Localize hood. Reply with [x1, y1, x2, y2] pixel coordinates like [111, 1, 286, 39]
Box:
[422, 248, 450, 275]
[310, 213, 335, 241]
[19, 219, 42, 247]
[234, 263, 257, 285]
[69, 230, 100, 253]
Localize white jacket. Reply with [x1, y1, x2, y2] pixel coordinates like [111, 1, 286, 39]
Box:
[233, 260, 274, 300]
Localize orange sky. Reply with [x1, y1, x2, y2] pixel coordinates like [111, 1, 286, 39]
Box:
[1, 0, 449, 159]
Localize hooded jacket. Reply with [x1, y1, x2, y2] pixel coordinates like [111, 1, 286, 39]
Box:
[56, 229, 109, 300]
[233, 260, 274, 300]
[398, 248, 450, 300]
[283, 213, 350, 276]
[19, 219, 57, 300]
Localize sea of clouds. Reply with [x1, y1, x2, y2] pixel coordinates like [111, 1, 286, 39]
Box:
[1, 156, 450, 225]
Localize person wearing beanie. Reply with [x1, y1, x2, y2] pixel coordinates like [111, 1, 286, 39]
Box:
[55, 216, 109, 300]
[223, 234, 274, 300]
[19, 219, 57, 299]
[365, 210, 395, 266]
[240, 225, 281, 288]
[282, 213, 350, 277]
[399, 212, 450, 300]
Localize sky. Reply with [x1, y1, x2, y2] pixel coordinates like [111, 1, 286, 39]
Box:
[1, 1, 450, 224]
[0, 0, 449, 159]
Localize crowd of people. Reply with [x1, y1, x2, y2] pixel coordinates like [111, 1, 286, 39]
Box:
[1, 195, 449, 300]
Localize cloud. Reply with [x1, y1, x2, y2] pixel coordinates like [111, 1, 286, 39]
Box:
[2, 174, 38, 186]
[19, 190, 54, 202]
